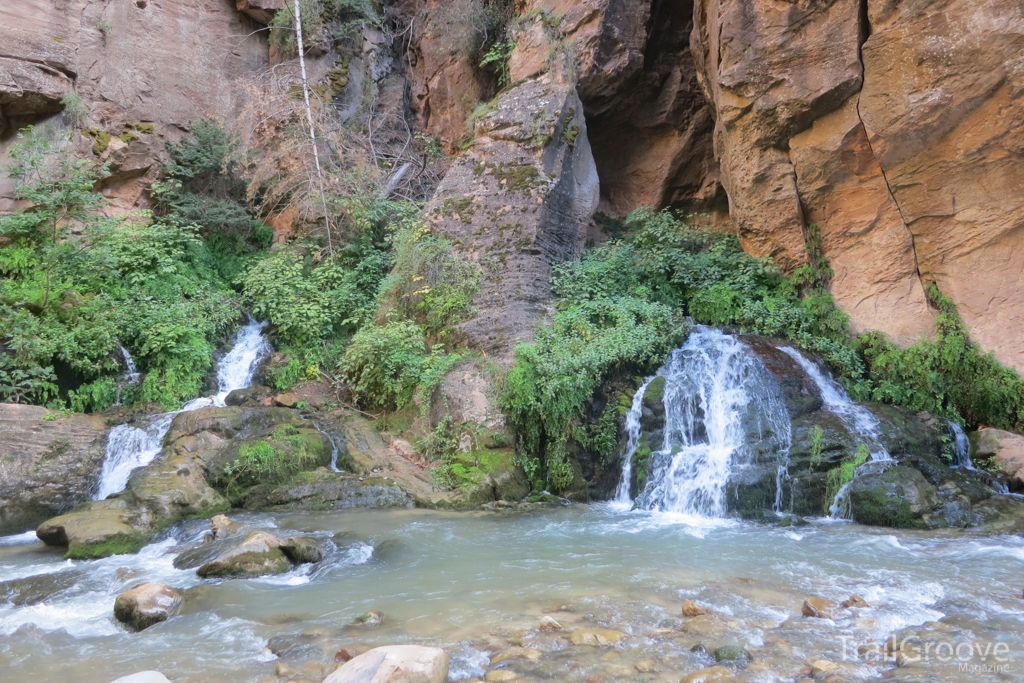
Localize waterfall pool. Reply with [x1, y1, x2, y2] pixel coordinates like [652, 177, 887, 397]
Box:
[1, 506, 1022, 682]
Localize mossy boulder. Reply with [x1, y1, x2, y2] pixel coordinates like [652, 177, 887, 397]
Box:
[36, 499, 151, 559]
[848, 466, 940, 528]
[238, 470, 412, 511]
[196, 531, 291, 578]
[280, 536, 323, 564]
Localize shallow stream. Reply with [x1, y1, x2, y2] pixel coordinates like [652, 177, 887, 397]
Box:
[2, 507, 1022, 682]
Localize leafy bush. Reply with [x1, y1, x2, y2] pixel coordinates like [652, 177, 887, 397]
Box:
[0, 128, 243, 410]
[375, 226, 481, 341]
[858, 285, 1024, 432]
[339, 319, 429, 410]
[221, 435, 320, 497]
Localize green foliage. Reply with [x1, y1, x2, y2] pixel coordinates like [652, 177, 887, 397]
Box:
[270, 0, 380, 56]
[152, 120, 271, 281]
[857, 284, 1024, 432]
[221, 435, 321, 498]
[60, 91, 89, 128]
[0, 127, 243, 410]
[376, 226, 481, 341]
[824, 443, 870, 513]
[339, 319, 429, 411]
[502, 262, 687, 490]
[480, 39, 515, 87]
[808, 424, 824, 469]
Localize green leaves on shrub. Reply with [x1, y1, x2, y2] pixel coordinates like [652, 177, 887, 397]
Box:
[339, 319, 431, 411]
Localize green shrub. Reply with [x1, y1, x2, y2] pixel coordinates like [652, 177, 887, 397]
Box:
[375, 226, 481, 341]
[222, 437, 320, 496]
[340, 319, 429, 410]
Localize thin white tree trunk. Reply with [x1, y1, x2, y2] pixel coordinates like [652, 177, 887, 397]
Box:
[293, 0, 333, 251]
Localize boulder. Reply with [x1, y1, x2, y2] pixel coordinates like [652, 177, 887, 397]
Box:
[239, 471, 412, 511]
[713, 645, 752, 664]
[539, 615, 563, 631]
[210, 514, 235, 539]
[971, 428, 1024, 489]
[848, 466, 940, 529]
[569, 628, 627, 646]
[36, 499, 149, 559]
[113, 582, 182, 631]
[109, 673, 173, 683]
[841, 595, 870, 609]
[682, 600, 711, 617]
[323, 645, 449, 683]
[196, 531, 291, 578]
[0, 403, 108, 536]
[802, 597, 837, 620]
[280, 536, 323, 564]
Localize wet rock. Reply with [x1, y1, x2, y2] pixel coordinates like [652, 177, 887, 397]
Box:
[324, 644, 449, 683]
[802, 597, 837, 620]
[0, 404, 108, 536]
[971, 428, 1024, 489]
[351, 610, 384, 627]
[280, 536, 323, 564]
[240, 471, 412, 511]
[635, 659, 657, 673]
[36, 499, 149, 559]
[491, 647, 541, 665]
[569, 628, 627, 646]
[210, 514, 234, 539]
[273, 393, 299, 408]
[539, 615, 563, 631]
[848, 466, 940, 529]
[682, 600, 711, 617]
[713, 646, 752, 665]
[335, 647, 359, 662]
[841, 595, 870, 609]
[109, 673, 173, 683]
[0, 569, 83, 606]
[810, 660, 842, 678]
[196, 531, 291, 578]
[113, 582, 182, 631]
[681, 666, 735, 683]
[484, 672, 518, 682]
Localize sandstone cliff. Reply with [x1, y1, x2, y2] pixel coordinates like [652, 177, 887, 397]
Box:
[3, 0, 1022, 373]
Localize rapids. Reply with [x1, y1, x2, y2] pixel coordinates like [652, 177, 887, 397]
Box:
[1, 509, 1022, 682]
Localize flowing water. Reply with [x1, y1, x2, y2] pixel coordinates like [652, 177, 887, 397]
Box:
[611, 377, 653, 508]
[1, 508, 1022, 683]
[113, 346, 141, 406]
[948, 421, 976, 470]
[632, 328, 791, 518]
[93, 318, 270, 501]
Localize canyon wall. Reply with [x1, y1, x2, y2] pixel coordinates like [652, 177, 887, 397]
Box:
[691, 0, 1024, 366]
[3, 0, 1023, 372]
[0, 0, 267, 210]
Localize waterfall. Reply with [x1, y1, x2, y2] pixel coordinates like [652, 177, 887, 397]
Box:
[947, 421, 975, 470]
[94, 317, 270, 500]
[113, 346, 141, 406]
[778, 346, 892, 519]
[778, 347, 892, 463]
[612, 377, 653, 508]
[631, 327, 791, 518]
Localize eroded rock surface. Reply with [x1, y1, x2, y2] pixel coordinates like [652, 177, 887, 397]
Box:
[0, 403, 108, 536]
[692, 0, 1024, 367]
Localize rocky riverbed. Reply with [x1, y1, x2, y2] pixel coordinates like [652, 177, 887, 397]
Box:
[2, 507, 1023, 683]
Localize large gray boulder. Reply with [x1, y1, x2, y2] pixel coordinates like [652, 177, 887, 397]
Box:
[196, 530, 291, 578]
[324, 645, 449, 683]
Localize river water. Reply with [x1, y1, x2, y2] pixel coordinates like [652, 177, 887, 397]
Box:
[1, 507, 1022, 682]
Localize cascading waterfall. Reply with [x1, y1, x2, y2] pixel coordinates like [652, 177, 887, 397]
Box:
[947, 421, 975, 470]
[778, 346, 892, 463]
[612, 377, 653, 508]
[628, 327, 791, 518]
[113, 346, 141, 406]
[94, 317, 270, 500]
[778, 346, 891, 519]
